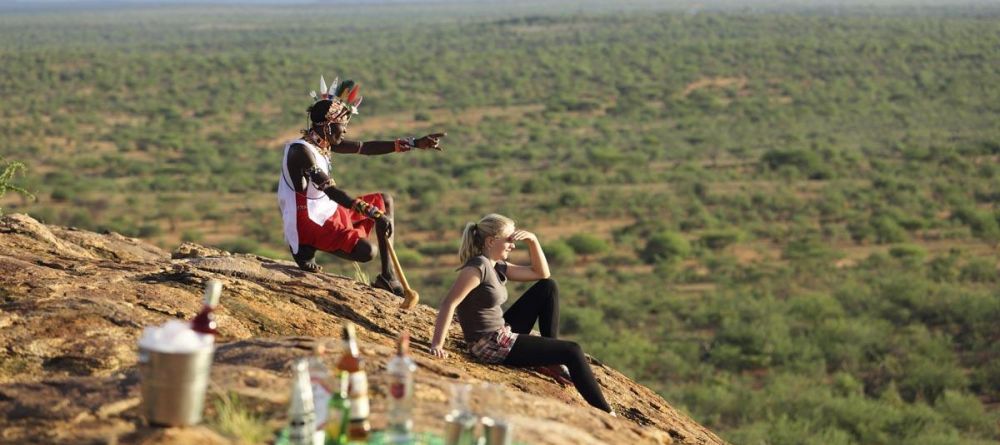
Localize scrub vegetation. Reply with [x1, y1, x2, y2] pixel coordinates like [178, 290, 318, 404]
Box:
[1, 1, 998, 443]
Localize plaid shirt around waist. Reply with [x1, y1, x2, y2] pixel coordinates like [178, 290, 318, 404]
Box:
[468, 325, 519, 364]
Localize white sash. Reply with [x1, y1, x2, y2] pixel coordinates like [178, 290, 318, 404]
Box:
[277, 140, 339, 254]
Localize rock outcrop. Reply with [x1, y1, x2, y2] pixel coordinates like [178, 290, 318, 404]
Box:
[0, 213, 726, 445]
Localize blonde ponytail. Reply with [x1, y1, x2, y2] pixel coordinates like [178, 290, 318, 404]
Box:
[459, 222, 479, 265]
[458, 213, 515, 264]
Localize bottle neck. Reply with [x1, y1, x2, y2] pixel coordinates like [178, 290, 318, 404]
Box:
[202, 280, 221, 308]
[338, 371, 350, 396]
[396, 332, 410, 357]
[345, 338, 360, 358]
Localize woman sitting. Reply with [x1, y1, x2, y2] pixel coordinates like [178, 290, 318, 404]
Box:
[428, 213, 614, 414]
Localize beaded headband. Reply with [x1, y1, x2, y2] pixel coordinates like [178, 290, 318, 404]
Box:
[308, 75, 363, 124]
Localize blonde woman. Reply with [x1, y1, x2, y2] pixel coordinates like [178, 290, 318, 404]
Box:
[428, 214, 614, 414]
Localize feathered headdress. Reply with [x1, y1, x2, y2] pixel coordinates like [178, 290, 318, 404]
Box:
[308, 75, 362, 124]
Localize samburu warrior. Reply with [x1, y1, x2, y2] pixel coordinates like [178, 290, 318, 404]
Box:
[277, 76, 445, 296]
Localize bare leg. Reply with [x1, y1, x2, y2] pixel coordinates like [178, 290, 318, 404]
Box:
[375, 192, 395, 279]
[372, 193, 404, 296]
[329, 239, 377, 262]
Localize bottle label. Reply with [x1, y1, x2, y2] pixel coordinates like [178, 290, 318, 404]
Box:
[389, 374, 413, 400]
[390, 381, 406, 399]
[348, 371, 370, 420]
[288, 411, 316, 443]
[311, 381, 331, 429]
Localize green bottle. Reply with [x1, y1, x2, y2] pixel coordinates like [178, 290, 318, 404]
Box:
[324, 371, 351, 445]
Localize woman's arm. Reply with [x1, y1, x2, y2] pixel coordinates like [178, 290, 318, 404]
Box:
[505, 230, 551, 281]
[428, 267, 481, 358]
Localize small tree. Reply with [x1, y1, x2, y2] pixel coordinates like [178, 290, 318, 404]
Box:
[640, 231, 691, 264]
[545, 240, 577, 266]
[565, 233, 609, 257]
[700, 228, 743, 250]
[0, 157, 34, 215]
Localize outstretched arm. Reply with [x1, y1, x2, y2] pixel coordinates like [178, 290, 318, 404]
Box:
[428, 267, 481, 358]
[288, 143, 392, 234]
[331, 133, 447, 155]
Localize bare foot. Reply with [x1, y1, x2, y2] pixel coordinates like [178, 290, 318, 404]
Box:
[296, 260, 322, 273]
[292, 245, 322, 272]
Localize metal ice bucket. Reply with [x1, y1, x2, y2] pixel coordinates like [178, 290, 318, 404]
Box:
[138, 347, 214, 426]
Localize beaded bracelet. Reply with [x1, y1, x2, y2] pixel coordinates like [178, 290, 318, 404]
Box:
[352, 199, 385, 220]
[394, 137, 415, 153]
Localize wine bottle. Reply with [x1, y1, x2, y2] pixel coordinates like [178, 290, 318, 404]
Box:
[191, 279, 221, 335]
[387, 331, 416, 443]
[324, 371, 351, 445]
[336, 323, 370, 441]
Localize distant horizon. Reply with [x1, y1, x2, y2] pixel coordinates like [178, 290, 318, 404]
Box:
[5, 0, 1000, 8]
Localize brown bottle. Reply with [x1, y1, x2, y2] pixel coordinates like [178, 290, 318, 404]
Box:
[336, 323, 370, 441]
[191, 279, 221, 335]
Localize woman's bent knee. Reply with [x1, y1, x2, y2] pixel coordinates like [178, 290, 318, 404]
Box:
[536, 278, 559, 297]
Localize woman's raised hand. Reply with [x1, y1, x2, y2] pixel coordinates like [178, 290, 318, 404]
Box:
[510, 230, 539, 244]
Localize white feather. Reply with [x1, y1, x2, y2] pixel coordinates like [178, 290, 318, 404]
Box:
[320, 76, 328, 95]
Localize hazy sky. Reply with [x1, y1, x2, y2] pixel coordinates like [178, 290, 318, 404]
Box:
[2, 0, 997, 14]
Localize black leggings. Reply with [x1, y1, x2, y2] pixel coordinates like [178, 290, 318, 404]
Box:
[501, 279, 612, 412]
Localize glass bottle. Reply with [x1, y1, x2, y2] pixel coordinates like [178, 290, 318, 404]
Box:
[479, 384, 512, 445]
[310, 343, 332, 440]
[191, 279, 221, 335]
[324, 371, 351, 445]
[387, 331, 417, 443]
[336, 323, 371, 442]
[287, 358, 317, 445]
[443, 383, 478, 445]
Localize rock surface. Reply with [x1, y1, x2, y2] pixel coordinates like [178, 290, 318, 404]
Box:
[0, 213, 726, 445]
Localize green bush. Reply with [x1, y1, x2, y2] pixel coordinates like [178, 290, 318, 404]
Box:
[952, 207, 1000, 241]
[935, 390, 995, 438]
[416, 241, 459, 257]
[640, 231, 691, 264]
[544, 240, 576, 266]
[761, 148, 833, 180]
[393, 248, 423, 268]
[565, 233, 609, 256]
[699, 228, 743, 250]
[889, 244, 928, 264]
[137, 223, 163, 238]
[783, 237, 836, 261]
[927, 254, 960, 282]
[959, 259, 998, 283]
[181, 230, 204, 243]
[874, 216, 908, 244]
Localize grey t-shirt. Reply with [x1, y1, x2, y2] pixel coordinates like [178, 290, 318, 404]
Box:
[455, 255, 508, 343]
